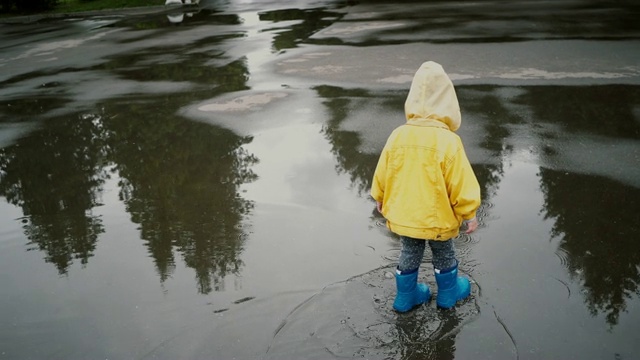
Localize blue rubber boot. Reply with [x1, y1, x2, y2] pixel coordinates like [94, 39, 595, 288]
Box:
[434, 261, 471, 309]
[393, 268, 431, 313]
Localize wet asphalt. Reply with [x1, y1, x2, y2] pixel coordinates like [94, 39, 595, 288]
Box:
[0, 1, 639, 359]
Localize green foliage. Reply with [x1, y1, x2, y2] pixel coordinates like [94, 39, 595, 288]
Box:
[52, 0, 159, 13]
[1, 0, 58, 13]
[0, 0, 158, 14]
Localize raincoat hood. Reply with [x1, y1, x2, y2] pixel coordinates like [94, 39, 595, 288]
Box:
[404, 61, 461, 132]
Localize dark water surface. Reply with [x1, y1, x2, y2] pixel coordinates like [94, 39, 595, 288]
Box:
[1, 1, 639, 359]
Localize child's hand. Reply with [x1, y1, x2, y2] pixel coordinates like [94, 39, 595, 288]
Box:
[464, 217, 478, 234]
[376, 201, 383, 213]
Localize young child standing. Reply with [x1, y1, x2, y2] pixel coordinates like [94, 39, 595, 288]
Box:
[371, 61, 481, 312]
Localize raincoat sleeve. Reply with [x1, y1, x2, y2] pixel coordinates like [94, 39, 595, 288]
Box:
[445, 145, 481, 221]
[371, 147, 388, 203]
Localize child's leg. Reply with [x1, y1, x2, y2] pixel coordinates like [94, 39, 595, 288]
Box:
[428, 239, 456, 271]
[393, 236, 431, 312]
[428, 239, 470, 308]
[398, 236, 426, 272]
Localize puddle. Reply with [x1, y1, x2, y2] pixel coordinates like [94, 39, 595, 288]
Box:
[198, 92, 288, 112]
[265, 265, 485, 360]
[0, 1, 639, 359]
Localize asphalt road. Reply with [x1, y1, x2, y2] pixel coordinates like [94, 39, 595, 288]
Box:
[1, 1, 639, 359]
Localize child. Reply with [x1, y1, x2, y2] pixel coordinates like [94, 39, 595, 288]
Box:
[371, 61, 481, 312]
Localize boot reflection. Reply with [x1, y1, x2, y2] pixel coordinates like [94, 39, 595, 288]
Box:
[393, 308, 460, 360]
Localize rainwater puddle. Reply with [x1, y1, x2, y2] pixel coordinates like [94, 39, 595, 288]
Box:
[0, 0, 639, 359]
[265, 265, 482, 360]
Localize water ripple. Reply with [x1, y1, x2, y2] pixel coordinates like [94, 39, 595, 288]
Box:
[264, 266, 483, 360]
[454, 233, 480, 248]
[554, 247, 570, 268]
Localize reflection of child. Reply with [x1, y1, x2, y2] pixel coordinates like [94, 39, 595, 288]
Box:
[371, 61, 481, 312]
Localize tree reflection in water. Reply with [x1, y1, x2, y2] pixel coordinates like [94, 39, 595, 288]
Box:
[258, 7, 343, 51]
[515, 85, 640, 140]
[0, 47, 258, 294]
[525, 85, 640, 327]
[102, 99, 257, 294]
[95, 52, 256, 293]
[314, 85, 381, 196]
[458, 86, 522, 203]
[0, 101, 258, 294]
[0, 8, 265, 293]
[0, 113, 109, 274]
[0, 104, 258, 293]
[456, 84, 640, 327]
[539, 169, 640, 326]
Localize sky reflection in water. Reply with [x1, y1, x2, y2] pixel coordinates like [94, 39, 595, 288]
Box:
[0, 1, 639, 359]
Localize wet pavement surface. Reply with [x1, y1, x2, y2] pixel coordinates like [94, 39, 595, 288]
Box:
[1, 0, 640, 359]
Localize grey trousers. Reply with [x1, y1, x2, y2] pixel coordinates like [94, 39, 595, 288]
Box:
[398, 236, 457, 272]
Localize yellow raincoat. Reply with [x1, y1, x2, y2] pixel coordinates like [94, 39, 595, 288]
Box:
[371, 61, 480, 240]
